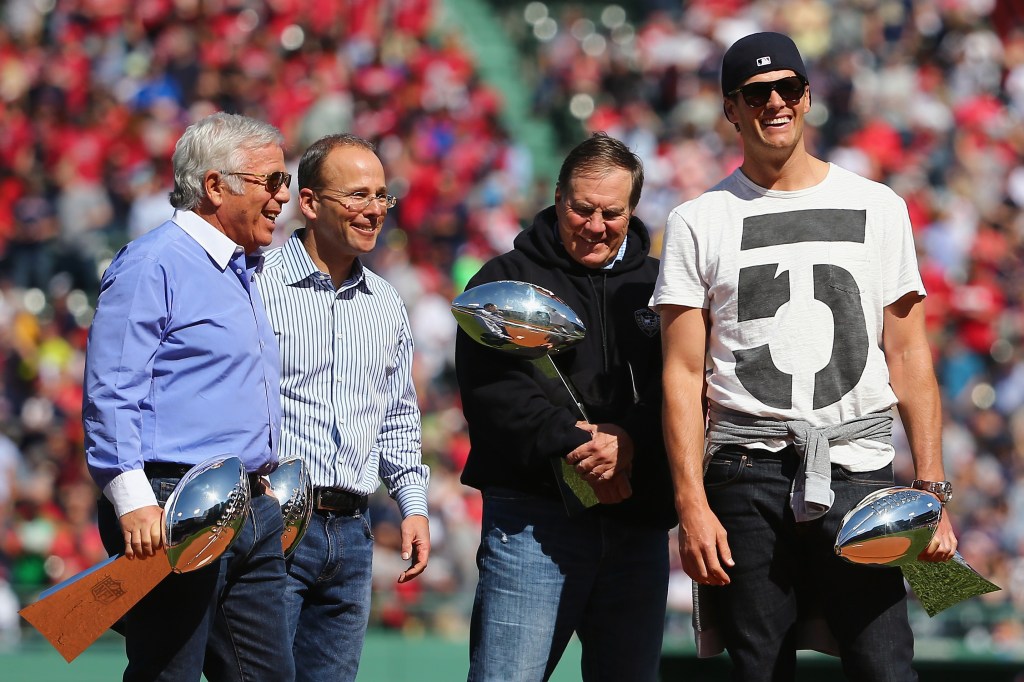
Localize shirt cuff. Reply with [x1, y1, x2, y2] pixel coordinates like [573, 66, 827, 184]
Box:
[104, 469, 159, 518]
[394, 486, 429, 520]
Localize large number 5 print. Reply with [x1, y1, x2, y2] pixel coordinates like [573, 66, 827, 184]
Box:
[733, 209, 869, 410]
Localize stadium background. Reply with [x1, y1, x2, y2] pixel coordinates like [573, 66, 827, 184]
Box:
[0, 0, 1022, 679]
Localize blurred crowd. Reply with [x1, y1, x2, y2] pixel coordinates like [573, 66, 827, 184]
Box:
[0, 0, 1022, 659]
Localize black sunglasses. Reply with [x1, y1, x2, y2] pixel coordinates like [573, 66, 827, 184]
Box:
[729, 76, 807, 108]
[222, 171, 292, 194]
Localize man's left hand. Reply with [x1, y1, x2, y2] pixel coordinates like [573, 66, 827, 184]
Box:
[397, 514, 430, 583]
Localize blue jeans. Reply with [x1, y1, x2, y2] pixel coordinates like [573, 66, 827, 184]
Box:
[468, 488, 669, 682]
[98, 482, 296, 682]
[702, 445, 916, 682]
[282, 509, 374, 682]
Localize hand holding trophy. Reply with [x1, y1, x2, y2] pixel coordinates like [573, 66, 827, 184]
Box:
[452, 280, 600, 514]
[19, 455, 251, 662]
[835, 486, 1000, 616]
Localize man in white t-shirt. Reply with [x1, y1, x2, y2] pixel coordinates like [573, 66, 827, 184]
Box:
[653, 31, 958, 681]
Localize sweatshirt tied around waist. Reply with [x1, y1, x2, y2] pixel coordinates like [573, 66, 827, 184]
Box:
[705, 404, 894, 522]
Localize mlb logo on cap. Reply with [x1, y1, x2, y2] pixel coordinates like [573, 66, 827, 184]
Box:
[756, 57, 772, 67]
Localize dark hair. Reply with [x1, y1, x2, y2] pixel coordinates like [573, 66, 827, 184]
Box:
[556, 132, 644, 210]
[297, 134, 377, 190]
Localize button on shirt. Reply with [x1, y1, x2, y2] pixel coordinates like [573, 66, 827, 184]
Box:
[83, 210, 282, 516]
[256, 230, 429, 519]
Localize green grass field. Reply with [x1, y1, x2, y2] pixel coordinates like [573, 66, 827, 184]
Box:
[6, 629, 1023, 681]
[0, 630, 585, 682]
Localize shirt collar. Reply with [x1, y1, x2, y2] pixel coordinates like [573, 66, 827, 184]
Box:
[606, 234, 628, 270]
[280, 229, 370, 291]
[172, 210, 246, 270]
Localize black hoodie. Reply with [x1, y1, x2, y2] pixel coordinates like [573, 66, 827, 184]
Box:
[456, 206, 677, 529]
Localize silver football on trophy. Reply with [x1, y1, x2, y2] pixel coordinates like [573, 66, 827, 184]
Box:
[451, 280, 586, 360]
[267, 455, 313, 557]
[835, 486, 941, 567]
[164, 455, 250, 573]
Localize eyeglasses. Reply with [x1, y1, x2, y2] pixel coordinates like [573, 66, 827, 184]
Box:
[729, 76, 807, 108]
[315, 189, 398, 212]
[564, 199, 628, 226]
[222, 171, 292, 194]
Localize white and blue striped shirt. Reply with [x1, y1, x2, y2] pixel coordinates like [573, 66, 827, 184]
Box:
[256, 230, 429, 518]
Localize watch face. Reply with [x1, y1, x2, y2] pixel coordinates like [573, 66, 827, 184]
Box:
[931, 482, 952, 502]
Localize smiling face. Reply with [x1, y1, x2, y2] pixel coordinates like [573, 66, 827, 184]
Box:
[215, 144, 290, 253]
[299, 146, 388, 276]
[553, 167, 633, 269]
[725, 69, 810, 158]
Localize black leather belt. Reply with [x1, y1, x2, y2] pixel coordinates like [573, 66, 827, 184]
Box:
[312, 486, 367, 515]
[143, 461, 266, 497]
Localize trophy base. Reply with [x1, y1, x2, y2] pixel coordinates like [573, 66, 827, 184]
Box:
[552, 458, 600, 516]
[19, 551, 171, 662]
[902, 552, 1001, 617]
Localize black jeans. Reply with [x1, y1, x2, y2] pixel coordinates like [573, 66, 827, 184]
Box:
[701, 445, 916, 682]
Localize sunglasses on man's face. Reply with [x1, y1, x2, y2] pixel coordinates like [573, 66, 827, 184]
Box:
[222, 171, 292, 194]
[729, 76, 807, 108]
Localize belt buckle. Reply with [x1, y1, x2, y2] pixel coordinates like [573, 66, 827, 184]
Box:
[249, 473, 270, 497]
[313, 487, 328, 512]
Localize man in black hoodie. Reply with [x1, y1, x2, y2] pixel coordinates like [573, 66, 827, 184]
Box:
[456, 133, 676, 682]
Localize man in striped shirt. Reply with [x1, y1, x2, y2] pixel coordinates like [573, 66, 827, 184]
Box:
[256, 134, 430, 682]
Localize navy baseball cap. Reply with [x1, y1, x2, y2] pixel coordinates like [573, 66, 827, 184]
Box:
[721, 32, 808, 96]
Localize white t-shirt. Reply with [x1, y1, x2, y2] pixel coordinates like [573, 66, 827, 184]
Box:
[653, 163, 925, 471]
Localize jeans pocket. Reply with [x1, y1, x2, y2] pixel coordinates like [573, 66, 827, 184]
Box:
[833, 463, 893, 487]
[704, 450, 749, 489]
[360, 514, 374, 540]
[151, 477, 179, 507]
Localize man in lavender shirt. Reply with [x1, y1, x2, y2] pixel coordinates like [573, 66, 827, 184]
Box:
[84, 112, 295, 682]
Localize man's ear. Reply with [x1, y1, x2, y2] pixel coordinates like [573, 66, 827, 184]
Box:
[204, 170, 225, 207]
[298, 188, 319, 221]
[723, 99, 739, 131]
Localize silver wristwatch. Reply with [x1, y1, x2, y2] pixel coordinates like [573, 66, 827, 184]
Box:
[911, 479, 953, 504]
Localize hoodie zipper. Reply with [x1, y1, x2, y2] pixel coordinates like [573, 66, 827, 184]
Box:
[587, 273, 610, 372]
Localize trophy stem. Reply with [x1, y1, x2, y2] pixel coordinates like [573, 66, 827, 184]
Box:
[535, 356, 590, 422]
[531, 356, 599, 513]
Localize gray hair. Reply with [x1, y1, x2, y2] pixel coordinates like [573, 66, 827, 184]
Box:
[169, 112, 285, 210]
